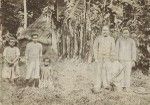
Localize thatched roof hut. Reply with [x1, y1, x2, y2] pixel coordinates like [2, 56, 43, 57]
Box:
[19, 12, 58, 61]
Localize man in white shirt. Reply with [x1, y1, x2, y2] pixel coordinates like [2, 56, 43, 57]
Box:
[93, 26, 115, 93]
[116, 27, 136, 91]
[25, 34, 43, 87]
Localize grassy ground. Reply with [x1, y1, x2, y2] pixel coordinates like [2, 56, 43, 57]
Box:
[0, 59, 150, 105]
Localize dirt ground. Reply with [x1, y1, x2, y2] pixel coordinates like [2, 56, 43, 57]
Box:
[0, 59, 150, 105]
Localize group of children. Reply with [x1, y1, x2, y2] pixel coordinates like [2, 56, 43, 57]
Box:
[2, 34, 53, 89]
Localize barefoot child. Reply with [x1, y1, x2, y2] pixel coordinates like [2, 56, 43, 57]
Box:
[39, 58, 53, 89]
[2, 38, 20, 84]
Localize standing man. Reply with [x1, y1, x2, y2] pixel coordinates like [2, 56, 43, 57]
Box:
[25, 34, 43, 88]
[93, 26, 115, 93]
[116, 27, 136, 92]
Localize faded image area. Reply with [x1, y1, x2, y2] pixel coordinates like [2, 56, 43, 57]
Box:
[0, 0, 150, 105]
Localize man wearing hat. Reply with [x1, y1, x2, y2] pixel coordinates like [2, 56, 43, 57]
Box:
[25, 34, 43, 87]
[2, 38, 20, 84]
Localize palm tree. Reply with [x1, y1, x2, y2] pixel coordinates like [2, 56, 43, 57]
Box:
[24, 0, 27, 29]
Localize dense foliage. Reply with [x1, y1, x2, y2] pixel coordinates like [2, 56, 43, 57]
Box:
[1, 0, 150, 74]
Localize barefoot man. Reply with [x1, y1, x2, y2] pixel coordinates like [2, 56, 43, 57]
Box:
[25, 34, 43, 88]
[93, 26, 115, 93]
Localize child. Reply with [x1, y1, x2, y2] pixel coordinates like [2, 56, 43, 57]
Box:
[39, 58, 53, 89]
[2, 38, 20, 84]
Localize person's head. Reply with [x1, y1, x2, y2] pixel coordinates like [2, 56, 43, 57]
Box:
[9, 38, 16, 47]
[31, 34, 38, 43]
[122, 27, 130, 38]
[102, 26, 110, 37]
[43, 58, 51, 66]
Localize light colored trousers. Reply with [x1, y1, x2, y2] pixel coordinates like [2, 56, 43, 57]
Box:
[111, 61, 133, 90]
[26, 60, 40, 79]
[94, 58, 111, 89]
[94, 60, 133, 90]
[122, 61, 132, 88]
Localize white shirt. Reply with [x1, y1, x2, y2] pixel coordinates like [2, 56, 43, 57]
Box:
[93, 35, 115, 60]
[3, 46, 20, 62]
[116, 37, 136, 61]
[25, 42, 42, 61]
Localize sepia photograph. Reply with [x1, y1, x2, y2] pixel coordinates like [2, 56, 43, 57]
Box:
[0, 0, 150, 105]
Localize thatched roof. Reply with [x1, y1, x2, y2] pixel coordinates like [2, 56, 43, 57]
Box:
[19, 13, 56, 41]
[18, 13, 58, 61]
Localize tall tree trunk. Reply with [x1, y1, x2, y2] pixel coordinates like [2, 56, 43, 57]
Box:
[80, 24, 83, 58]
[81, 0, 87, 59]
[24, 0, 27, 29]
[0, 0, 2, 31]
[66, 35, 70, 58]
[74, 32, 78, 57]
[0, 0, 2, 42]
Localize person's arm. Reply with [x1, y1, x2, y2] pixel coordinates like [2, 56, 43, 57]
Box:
[131, 39, 137, 61]
[93, 38, 99, 62]
[39, 44, 43, 63]
[116, 39, 120, 61]
[111, 38, 116, 60]
[12, 47, 20, 64]
[3, 48, 11, 63]
[25, 44, 29, 64]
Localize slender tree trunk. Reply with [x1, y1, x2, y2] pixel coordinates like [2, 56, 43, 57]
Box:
[80, 25, 83, 57]
[62, 29, 66, 58]
[74, 32, 78, 57]
[81, 0, 87, 59]
[0, 0, 2, 31]
[0, 0, 2, 41]
[24, 0, 27, 29]
[66, 35, 70, 58]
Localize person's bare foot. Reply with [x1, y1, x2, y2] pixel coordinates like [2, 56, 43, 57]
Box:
[91, 88, 102, 94]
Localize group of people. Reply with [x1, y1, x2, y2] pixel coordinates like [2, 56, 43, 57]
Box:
[93, 26, 136, 93]
[1, 25, 137, 92]
[2, 34, 53, 89]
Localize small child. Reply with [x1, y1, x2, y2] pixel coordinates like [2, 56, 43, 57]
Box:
[39, 58, 53, 89]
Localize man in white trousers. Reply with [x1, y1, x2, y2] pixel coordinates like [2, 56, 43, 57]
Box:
[93, 26, 115, 93]
[25, 34, 43, 87]
[116, 27, 136, 92]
